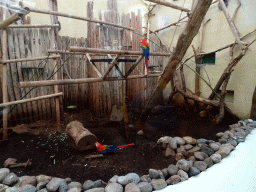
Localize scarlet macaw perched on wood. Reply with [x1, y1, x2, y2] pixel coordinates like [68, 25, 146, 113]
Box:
[140, 39, 150, 80]
[95, 142, 134, 154]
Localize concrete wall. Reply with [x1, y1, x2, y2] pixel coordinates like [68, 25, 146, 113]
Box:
[21, 0, 256, 119]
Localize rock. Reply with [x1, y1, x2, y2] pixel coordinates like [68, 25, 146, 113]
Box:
[137, 130, 144, 136]
[165, 145, 176, 158]
[194, 161, 207, 172]
[0, 184, 9, 191]
[228, 138, 238, 147]
[105, 183, 123, 192]
[219, 138, 227, 144]
[209, 143, 220, 151]
[216, 132, 224, 137]
[5, 187, 19, 192]
[237, 138, 245, 143]
[247, 121, 256, 128]
[175, 153, 185, 161]
[67, 188, 81, 192]
[126, 173, 140, 184]
[68, 181, 82, 190]
[224, 131, 233, 138]
[0, 168, 10, 183]
[83, 180, 93, 190]
[166, 175, 181, 185]
[176, 159, 190, 172]
[216, 144, 232, 158]
[169, 138, 177, 150]
[2, 173, 19, 186]
[177, 146, 186, 155]
[36, 175, 52, 184]
[46, 177, 64, 192]
[177, 170, 188, 181]
[244, 119, 253, 124]
[124, 183, 140, 192]
[185, 144, 193, 150]
[211, 153, 222, 163]
[18, 184, 37, 192]
[140, 175, 151, 183]
[167, 164, 178, 176]
[182, 136, 196, 145]
[16, 176, 37, 187]
[200, 145, 214, 156]
[174, 137, 185, 145]
[158, 170, 165, 180]
[149, 169, 159, 179]
[200, 152, 209, 159]
[157, 136, 171, 148]
[238, 120, 246, 126]
[188, 167, 200, 177]
[185, 146, 201, 158]
[137, 182, 153, 192]
[84, 188, 105, 192]
[204, 157, 214, 168]
[36, 182, 47, 191]
[194, 152, 204, 161]
[64, 178, 72, 184]
[221, 134, 230, 140]
[187, 160, 194, 168]
[197, 138, 208, 144]
[37, 189, 48, 192]
[108, 175, 119, 183]
[150, 179, 167, 190]
[161, 168, 168, 178]
[117, 176, 129, 186]
[208, 140, 215, 144]
[188, 156, 196, 162]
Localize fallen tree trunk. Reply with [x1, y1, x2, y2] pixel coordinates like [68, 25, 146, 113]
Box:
[66, 121, 97, 151]
[142, 0, 212, 115]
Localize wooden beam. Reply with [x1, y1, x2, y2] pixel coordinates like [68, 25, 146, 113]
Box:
[154, 16, 188, 33]
[24, 7, 134, 31]
[0, 12, 29, 30]
[124, 55, 144, 78]
[86, 54, 103, 77]
[7, 24, 59, 28]
[69, 47, 172, 56]
[107, 54, 124, 78]
[0, 92, 63, 108]
[218, 0, 245, 49]
[144, 0, 191, 12]
[1, 55, 60, 64]
[102, 55, 120, 80]
[19, 74, 161, 88]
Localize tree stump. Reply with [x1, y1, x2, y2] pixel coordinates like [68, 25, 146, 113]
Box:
[66, 121, 97, 151]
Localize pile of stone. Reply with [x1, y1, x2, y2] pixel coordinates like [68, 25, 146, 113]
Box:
[0, 119, 255, 192]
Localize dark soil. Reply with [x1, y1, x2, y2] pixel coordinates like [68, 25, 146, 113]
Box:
[0, 106, 239, 184]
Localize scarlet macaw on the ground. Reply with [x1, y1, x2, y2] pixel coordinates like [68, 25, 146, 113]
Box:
[95, 142, 134, 154]
[140, 39, 150, 80]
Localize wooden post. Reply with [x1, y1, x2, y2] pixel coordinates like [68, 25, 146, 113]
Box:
[49, 0, 61, 132]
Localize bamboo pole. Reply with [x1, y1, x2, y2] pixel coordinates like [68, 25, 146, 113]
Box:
[218, 0, 245, 49]
[7, 24, 59, 28]
[24, 7, 134, 31]
[1, 55, 60, 64]
[69, 47, 171, 56]
[0, 12, 29, 30]
[144, 0, 190, 12]
[19, 74, 161, 88]
[0, 92, 63, 107]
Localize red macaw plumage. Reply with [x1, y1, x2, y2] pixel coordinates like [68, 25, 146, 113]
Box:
[95, 142, 134, 154]
[140, 39, 150, 80]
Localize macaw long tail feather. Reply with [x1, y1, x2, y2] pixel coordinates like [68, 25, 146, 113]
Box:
[117, 143, 135, 149]
[145, 58, 149, 80]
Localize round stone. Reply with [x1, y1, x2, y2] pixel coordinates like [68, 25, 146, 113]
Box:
[210, 153, 222, 163]
[176, 159, 190, 172]
[151, 179, 167, 190]
[105, 183, 123, 192]
[209, 143, 220, 151]
[149, 169, 159, 179]
[137, 182, 153, 192]
[194, 161, 207, 172]
[166, 175, 181, 185]
[169, 138, 177, 150]
[167, 164, 178, 176]
[189, 167, 200, 177]
[174, 137, 185, 145]
[177, 170, 188, 181]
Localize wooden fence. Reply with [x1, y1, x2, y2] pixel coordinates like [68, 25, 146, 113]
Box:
[0, 0, 166, 126]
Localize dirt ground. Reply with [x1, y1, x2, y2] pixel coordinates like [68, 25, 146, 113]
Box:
[0, 106, 239, 184]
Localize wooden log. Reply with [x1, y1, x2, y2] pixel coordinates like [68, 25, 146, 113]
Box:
[19, 74, 161, 88]
[66, 121, 97, 151]
[0, 92, 63, 107]
[24, 7, 134, 31]
[69, 47, 171, 56]
[218, 0, 245, 49]
[0, 12, 29, 30]
[144, 0, 190, 12]
[143, 0, 212, 114]
[7, 24, 59, 28]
